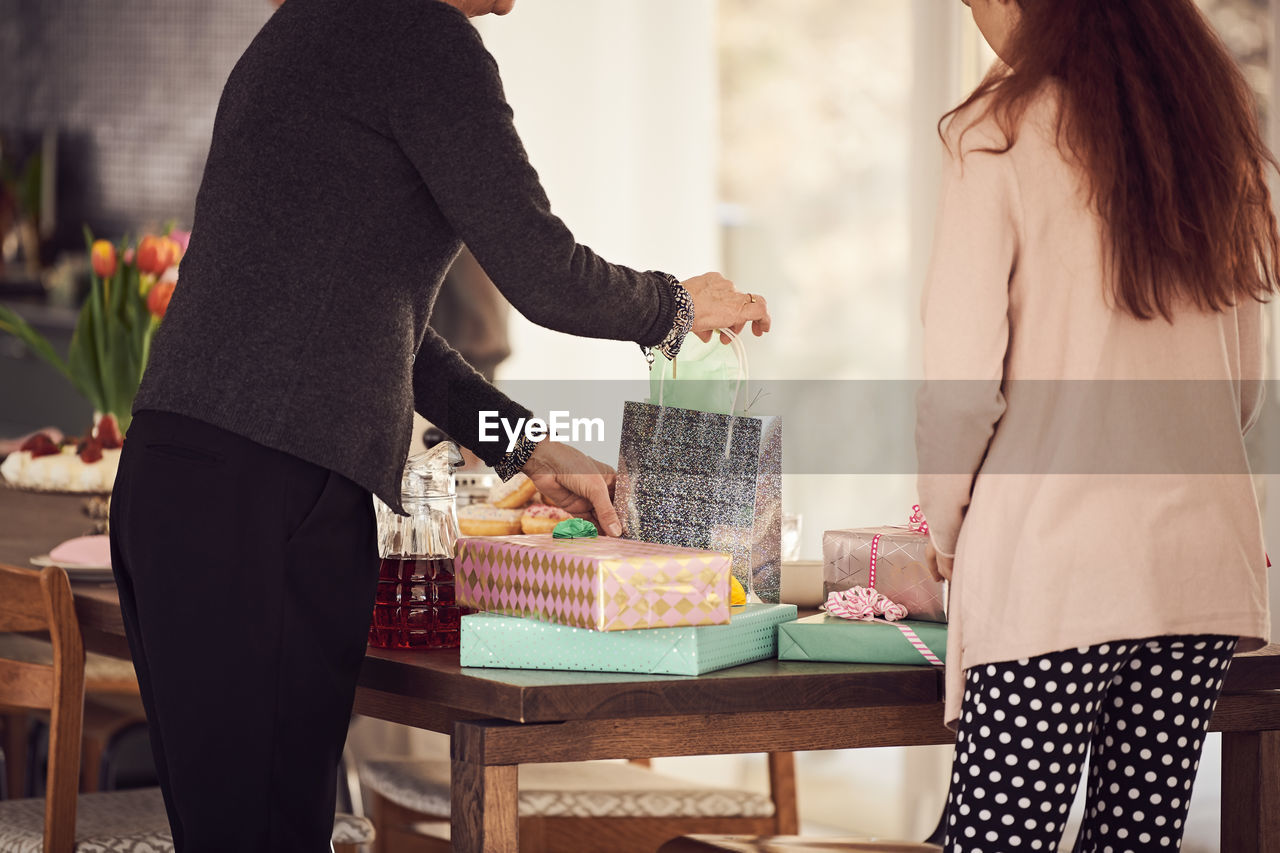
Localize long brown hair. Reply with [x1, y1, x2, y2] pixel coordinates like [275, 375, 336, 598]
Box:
[942, 0, 1280, 321]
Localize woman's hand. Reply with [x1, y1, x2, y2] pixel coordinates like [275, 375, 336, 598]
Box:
[925, 543, 954, 582]
[680, 272, 772, 343]
[521, 441, 623, 536]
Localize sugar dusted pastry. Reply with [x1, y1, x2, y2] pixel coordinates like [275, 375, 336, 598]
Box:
[519, 503, 572, 534]
[487, 472, 537, 508]
[458, 503, 524, 536]
[520, 503, 572, 534]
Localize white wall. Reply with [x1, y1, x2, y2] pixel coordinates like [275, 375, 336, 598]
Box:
[475, 0, 720, 381]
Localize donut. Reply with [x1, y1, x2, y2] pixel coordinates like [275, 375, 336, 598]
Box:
[488, 472, 538, 508]
[520, 503, 573, 535]
[458, 503, 524, 536]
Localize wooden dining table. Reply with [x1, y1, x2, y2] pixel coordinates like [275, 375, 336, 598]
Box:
[6, 487, 1280, 852]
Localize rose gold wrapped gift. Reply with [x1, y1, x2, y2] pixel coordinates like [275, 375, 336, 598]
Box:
[822, 524, 948, 624]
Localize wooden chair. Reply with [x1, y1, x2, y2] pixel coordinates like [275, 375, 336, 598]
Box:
[360, 752, 799, 853]
[0, 632, 148, 796]
[0, 562, 375, 852]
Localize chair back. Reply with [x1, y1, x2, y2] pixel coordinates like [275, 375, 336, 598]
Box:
[0, 562, 87, 853]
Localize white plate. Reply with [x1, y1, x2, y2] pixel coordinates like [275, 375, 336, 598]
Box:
[29, 555, 114, 581]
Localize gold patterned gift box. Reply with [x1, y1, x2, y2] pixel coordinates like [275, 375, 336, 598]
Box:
[455, 534, 732, 631]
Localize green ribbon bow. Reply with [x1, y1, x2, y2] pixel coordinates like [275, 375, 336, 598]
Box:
[552, 518, 598, 539]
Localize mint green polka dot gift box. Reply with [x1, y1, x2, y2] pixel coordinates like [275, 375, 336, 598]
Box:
[460, 603, 798, 676]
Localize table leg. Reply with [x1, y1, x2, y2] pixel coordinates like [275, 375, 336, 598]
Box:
[767, 752, 798, 834]
[1221, 729, 1280, 852]
[451, 756, 518, 853]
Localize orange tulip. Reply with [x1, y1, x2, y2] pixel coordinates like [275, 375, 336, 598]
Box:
[147, 280, 176, 319]
[91, 240, 116, 278]
[158, 235, 183, 270]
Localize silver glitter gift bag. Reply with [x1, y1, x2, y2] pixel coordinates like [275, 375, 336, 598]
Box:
[615, 332, 783, 602]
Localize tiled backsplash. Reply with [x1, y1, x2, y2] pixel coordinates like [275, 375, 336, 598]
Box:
[0, 0, 273, 252]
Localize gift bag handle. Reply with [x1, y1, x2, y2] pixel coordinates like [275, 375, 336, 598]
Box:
[656, 328, 749, 458]
[657, 329, 750, 413]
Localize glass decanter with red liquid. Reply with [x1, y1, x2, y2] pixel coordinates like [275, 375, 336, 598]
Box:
[369, 441, 474, 649]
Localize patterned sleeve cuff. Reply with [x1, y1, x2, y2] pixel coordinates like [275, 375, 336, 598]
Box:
[641, 272, 694, 364]
[494, 431, 540, 481]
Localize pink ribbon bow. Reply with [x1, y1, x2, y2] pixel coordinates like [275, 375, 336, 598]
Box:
[824, 586, 908, 622]
[909, 504, 929, 535]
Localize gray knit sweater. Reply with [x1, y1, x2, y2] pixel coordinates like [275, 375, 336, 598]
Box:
[134, 0, 676, 510]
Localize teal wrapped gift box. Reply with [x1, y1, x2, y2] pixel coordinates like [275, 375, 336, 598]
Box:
[461, 603, 798, 676]
[777, 613, 947, 665]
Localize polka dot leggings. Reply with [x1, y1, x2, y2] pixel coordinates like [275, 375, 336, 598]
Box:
[946, 635, 1237, 852]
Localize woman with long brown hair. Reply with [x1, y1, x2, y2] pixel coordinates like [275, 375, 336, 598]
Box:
[916, 0, 1276, 848]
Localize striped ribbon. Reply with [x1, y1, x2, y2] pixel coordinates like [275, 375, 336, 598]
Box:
[824, 586, 906, 622]
[892, 622, 944, 667]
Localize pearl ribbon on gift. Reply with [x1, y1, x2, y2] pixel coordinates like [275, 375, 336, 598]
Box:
[822, 588, 944, 668]
[867, 505, 930, 589]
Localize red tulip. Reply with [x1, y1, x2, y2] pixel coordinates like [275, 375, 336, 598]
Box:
[147, 280, 176, 319]
[91, 240, 116, 278]
[136, 236, 163, 275]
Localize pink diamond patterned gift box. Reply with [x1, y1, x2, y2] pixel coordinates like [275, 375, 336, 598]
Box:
[455, 535, 732, 631]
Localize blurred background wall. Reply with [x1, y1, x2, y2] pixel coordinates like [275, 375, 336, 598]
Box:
[0, 0, 274, 254]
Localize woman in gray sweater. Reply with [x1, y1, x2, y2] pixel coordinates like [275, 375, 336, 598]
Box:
[110, 0, 770, 848]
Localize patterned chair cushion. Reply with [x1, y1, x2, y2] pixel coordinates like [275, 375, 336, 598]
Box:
[0, 787, 374, 851]
[332, 813, 376, 844]
[359, 759, 776, 819]
[0, 788, 171, 852]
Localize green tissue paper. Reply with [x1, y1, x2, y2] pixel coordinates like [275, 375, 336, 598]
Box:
[552, 518, 598, 538]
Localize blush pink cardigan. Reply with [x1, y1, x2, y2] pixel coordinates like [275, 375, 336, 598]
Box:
[916, 89, 1270, 728]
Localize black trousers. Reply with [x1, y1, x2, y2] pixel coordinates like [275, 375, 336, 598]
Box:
[946, 635, 1236, 853]
[110, 410, 380, 852]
